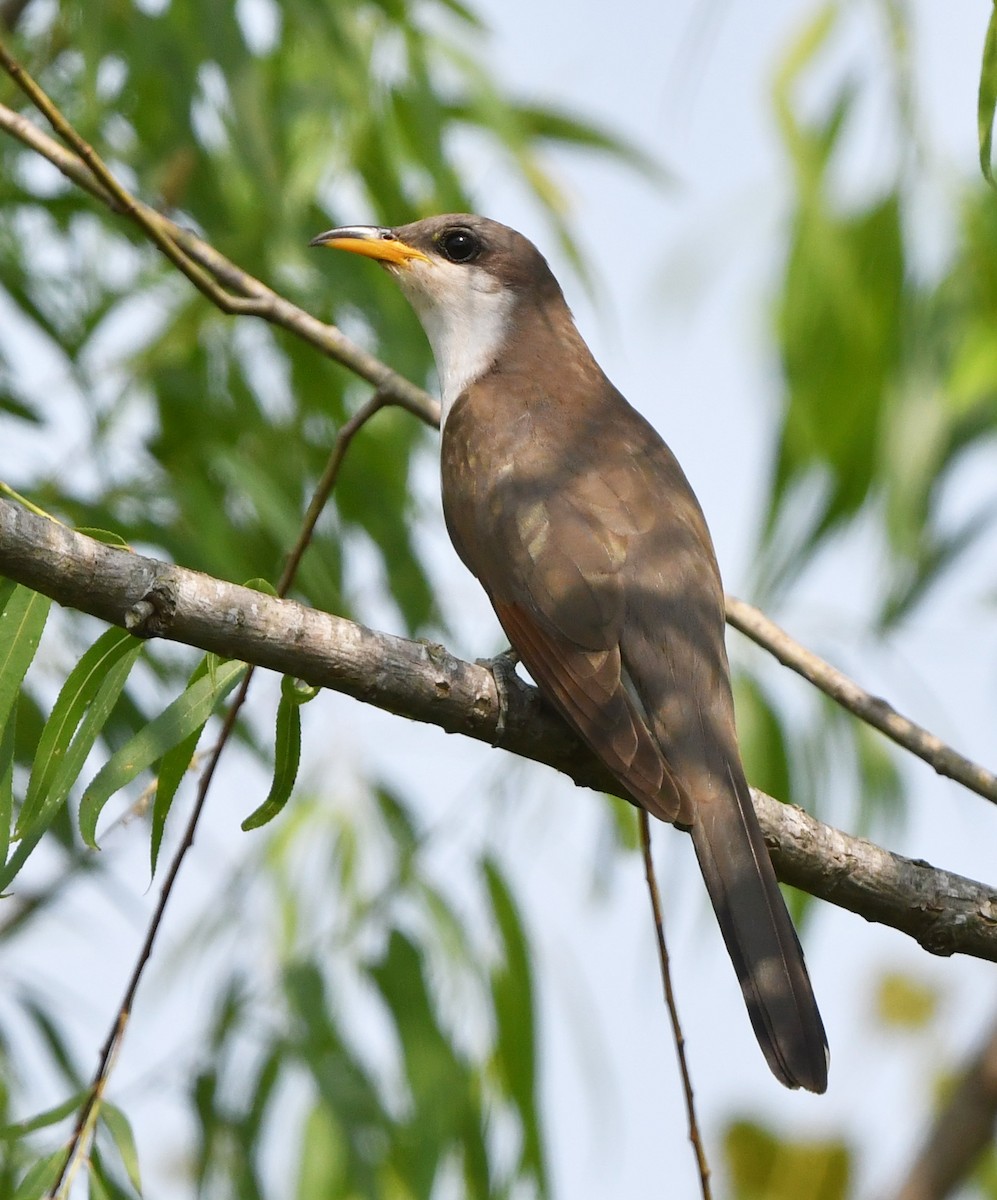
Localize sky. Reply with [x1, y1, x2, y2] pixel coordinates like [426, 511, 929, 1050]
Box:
[6, 2, 997, 1198]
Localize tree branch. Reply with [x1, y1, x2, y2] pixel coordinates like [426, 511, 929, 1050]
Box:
[726, 597, 997, 805]
[640, 811, 711, 1198]
[39, 389, 407, 1200]
[2, 70, 995, 817]
[0, 95, 440, 428]
[2, 497, 995, 961]
[2, 37, 996, 967]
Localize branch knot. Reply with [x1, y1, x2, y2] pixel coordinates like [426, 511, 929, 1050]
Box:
[125, 580, 177, 637]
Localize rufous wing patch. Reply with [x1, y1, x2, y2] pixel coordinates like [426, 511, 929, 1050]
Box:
[494, 600, 691, 824]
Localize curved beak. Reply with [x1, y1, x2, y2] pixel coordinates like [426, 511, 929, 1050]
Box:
[309, 225, 429, 267]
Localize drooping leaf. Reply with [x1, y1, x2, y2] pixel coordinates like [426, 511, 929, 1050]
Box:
[295, 1104, 348, 1200]
[979, 1, 997, 185]
[100, 1103, 143, 1195]
[17, 627, 143, 839]
[724, 1118, 851, 1200]
[241, 674, 310, 831]
[873, 970, 940, 1032]
[11, 1151, 68, 1200]
[369, 930, 490, 1197]
[79, 658, 246, 848]
[732, 674, 793, 807]
[1, 629, 143, 891]
[484, 858, 546, 1191]
[0, 1091, 89, 1141]
[283, 961, 389, 1197]
[0, 584, 52, 740]
[150, 655, 215, 875]
[0, 700, 14, 869]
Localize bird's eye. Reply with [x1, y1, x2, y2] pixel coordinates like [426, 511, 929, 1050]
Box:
[438, 228, 481, 263]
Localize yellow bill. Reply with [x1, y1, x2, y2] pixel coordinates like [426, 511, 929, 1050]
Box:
[309, 225, 429, 266]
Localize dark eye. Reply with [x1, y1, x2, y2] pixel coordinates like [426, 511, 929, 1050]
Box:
[438, 227, 481, 263]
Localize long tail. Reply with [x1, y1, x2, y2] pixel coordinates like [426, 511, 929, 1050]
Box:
[689, 764, 828, 1093]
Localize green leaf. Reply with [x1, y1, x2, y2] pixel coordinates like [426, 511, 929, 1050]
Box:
[89, 1142, 136, 1200]
[511, 104, 668, 183]
[732, 674, 792, 806]
[979, 1, 997, 185]
[74, 528, 131, 548]
[11, 1151, 67, 1200]
[369, 931, 491, 1196]
[0, 583, 52, 740]
[243, 576, 279, 597]
[150, 723, 200, 875]
[150, 656, 214, 875]
[0, 699, 14, 869]
[295, 1104, 348, 1200]
[724, 1119, 851, 1200]
[0, 577, 15, 614]
[873, 970, 940, 1031]
[79, 659, 246, 849]
[101, 1102, 143, 1194]
[17, 628, 143, 839]
[86, 1165, 114, 1200]
[283, 962, 388, 1195]
[1, 629, 142, 892]
[0, 1091, 88, 1140]
[484, 859, 546, 1189]
[241, 674, 304, 831]
[18, 997, 84, 1089]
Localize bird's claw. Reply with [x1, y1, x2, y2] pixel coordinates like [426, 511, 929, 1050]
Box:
[477, 647, 520, 744]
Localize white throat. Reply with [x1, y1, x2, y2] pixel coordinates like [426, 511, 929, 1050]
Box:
[397, 261, 515, 428]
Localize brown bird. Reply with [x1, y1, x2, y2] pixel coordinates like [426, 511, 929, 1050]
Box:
[311, 214, 829, 1093]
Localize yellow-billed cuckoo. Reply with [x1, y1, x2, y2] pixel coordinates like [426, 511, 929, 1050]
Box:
[310, 214, 829, 1093]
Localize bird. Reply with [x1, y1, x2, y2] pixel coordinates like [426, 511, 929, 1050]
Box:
[310, 213, 829, 1093]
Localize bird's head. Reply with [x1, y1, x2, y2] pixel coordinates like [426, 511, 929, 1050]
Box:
[311, 214, 565, 420]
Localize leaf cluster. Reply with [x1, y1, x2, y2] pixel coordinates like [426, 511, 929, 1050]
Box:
[0, 0, 649, 1195]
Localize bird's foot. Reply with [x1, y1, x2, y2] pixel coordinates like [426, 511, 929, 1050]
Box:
[477, 647, 520, 744]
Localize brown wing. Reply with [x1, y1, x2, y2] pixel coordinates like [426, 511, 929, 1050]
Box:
[494, 598, 688, 822]
[443, 387, 699, 822]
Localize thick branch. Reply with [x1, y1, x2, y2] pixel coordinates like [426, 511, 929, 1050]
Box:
[3, 91, 996, 814]
[2, 498, 995, 960]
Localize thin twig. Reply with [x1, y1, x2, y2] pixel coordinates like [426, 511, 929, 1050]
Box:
[0, 96, 439, 425]
[46, 392, 396, 1198]
[276, 388, 391, 591]
[726, 595, 997, 805]
[0, 41, 275, 316]
[639, 810, 712, 1200]
[0, 480, 62, 522]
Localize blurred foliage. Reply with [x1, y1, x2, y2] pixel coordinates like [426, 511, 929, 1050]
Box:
[723, 1118, 851, 1200]
[721, 4, 997, 855]
[873, 969, 941, 1033]
[0, 0, 651, 1194]
[761, 5, 997, 622]
[176, 784, 549, 1200]
[978, 0, 997, 185]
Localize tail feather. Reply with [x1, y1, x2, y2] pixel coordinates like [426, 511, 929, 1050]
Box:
[689, 766, 828, 1093]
